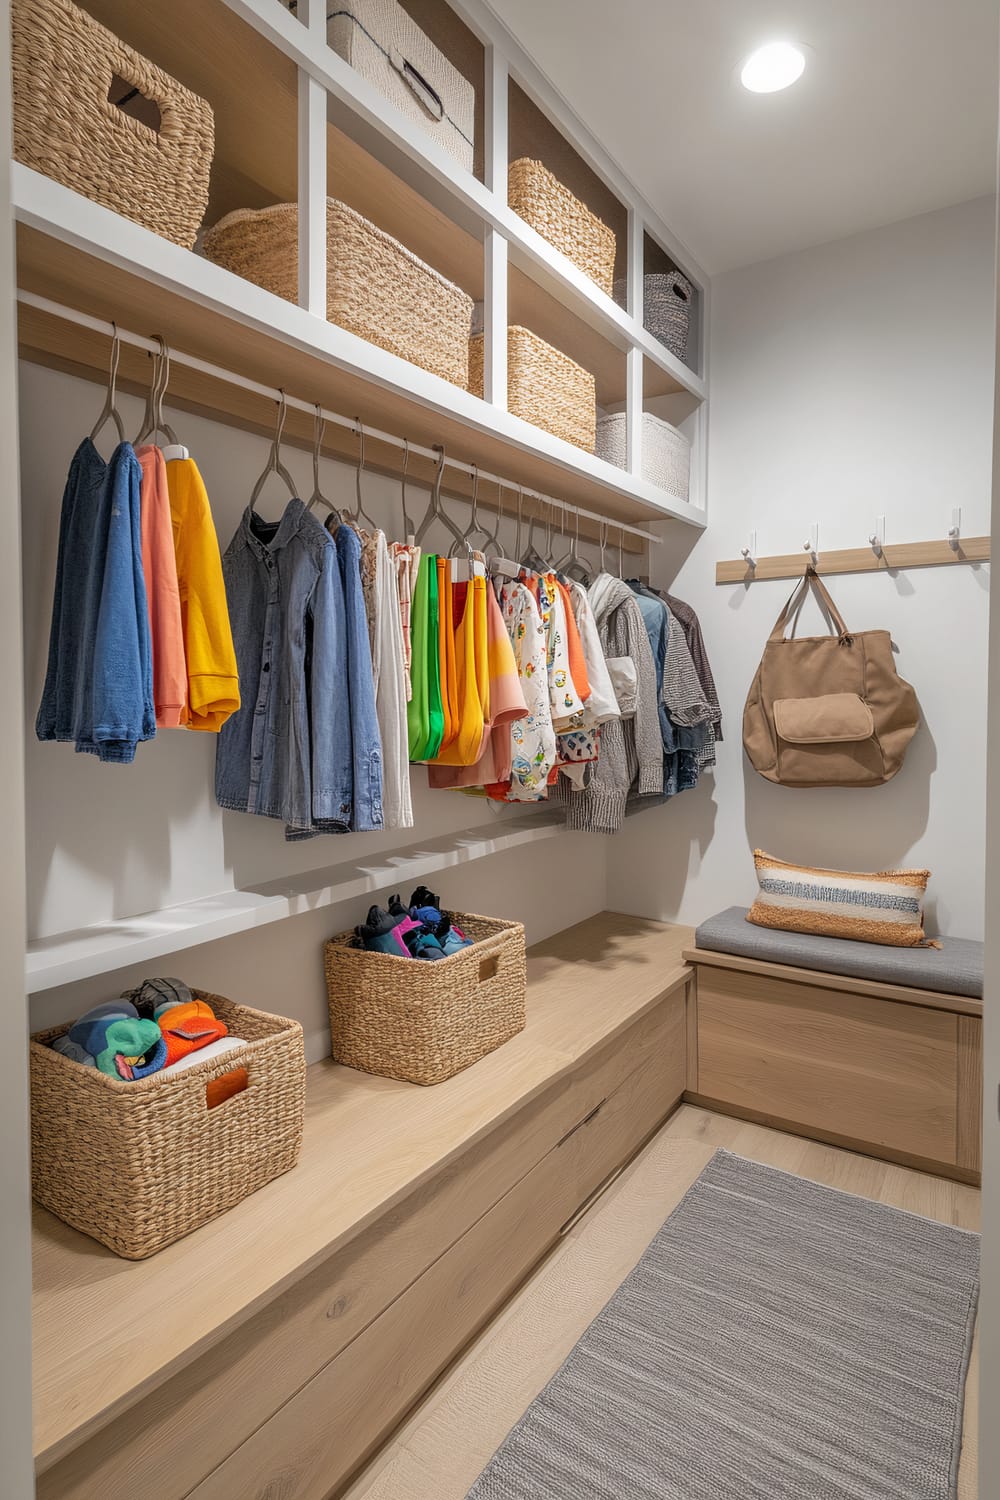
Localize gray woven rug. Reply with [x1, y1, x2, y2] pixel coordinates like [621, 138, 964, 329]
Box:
[467, 1150, 979, 1500]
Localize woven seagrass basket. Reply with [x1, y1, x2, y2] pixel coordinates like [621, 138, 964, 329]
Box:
[508, 158, 616, 298]
[202, 199, 474, 388]
[325, 913, 526, 1085]
[469, 326, 596, 452]
[30, 994, 305, 1259]
[614, 270, 695, 363]
[11, 0, 214, 249]
[596, 411, 691, 501]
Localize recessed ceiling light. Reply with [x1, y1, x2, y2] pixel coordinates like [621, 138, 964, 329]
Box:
[740, 41, 806, 93]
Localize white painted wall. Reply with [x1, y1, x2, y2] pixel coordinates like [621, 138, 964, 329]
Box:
[0, 1, 36, 1491]
[609, 195, 996, 941]
[19, 363, 606, 1060]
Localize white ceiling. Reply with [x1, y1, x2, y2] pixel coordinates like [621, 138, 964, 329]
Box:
[495, 0, 1000, 275]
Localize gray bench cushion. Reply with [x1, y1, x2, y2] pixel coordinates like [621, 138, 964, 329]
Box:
[694, 907, 983, 999]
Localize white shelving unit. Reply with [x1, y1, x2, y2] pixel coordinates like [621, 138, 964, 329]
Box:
[25, 811, 566, 993]
[15, 0, 709, 527]
[12, 0, 711, 983]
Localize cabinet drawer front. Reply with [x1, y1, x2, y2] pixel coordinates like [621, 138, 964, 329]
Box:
[39, 987, 686, 1500]
[190, 1116, 612, 1499]
[696, 968, 958, 1164]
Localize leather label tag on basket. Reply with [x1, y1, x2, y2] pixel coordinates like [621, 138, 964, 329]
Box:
[479, 954, 499, 983]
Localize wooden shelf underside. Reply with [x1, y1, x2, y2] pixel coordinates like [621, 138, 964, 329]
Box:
[15, 200, 702, 529]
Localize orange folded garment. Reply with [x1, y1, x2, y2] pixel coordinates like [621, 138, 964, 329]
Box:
[158, 999, 228, 1068]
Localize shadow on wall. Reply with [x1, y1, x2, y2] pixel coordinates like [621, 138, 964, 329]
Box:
[607, 783, 719, 915]
[742, 716, 939, 917]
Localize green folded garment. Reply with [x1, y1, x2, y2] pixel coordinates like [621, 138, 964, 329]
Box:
[95, 1018, 166, 1080]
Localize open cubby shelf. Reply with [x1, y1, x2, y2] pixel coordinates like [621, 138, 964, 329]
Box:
[13, 0, 708, 523]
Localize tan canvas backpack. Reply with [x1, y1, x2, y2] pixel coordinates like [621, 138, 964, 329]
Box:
[743, 568, 920, 788]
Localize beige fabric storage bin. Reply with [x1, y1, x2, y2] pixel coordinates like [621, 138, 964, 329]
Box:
[286, 0, 474, 171]
[11, 0, 214, 249]
[596, 410, 691, 501]
[470, 325, 597, 452]
[325, 913, 526, 1085]
[508, 158, 616, 298]
[203, 199, 474, 388]
[30, 995, 306, 1259]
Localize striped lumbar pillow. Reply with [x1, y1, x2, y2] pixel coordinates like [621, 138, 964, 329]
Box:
[747, 850, 934, 948]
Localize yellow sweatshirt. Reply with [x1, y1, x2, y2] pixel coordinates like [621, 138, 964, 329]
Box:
[164, 457, 241, 732]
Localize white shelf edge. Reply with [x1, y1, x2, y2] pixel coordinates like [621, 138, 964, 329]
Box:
[25, 812, 569, 994]
[13, 168, 707, 530]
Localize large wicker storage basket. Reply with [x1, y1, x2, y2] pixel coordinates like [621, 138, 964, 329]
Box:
[614, 270, 695, 364]
[596, 410, 691, 502]
[203, 200, 473, 388]
[325, 913, 526, 1085]
[30, 995, 306, 1259]
[469, 326, 596, 452]
[508, 158, 616, 298]
[284, 0, 475, 172]
[11, 0, 214, 249]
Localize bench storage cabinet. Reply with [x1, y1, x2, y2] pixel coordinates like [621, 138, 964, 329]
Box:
[685, 909, 983, 1184]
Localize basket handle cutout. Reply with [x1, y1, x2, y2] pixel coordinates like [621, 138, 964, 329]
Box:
[478, 954, 500, 983]
[387, 47, 445, 121]
[672, 283, 689, 302]
[108, 73, 163, 134]
[206, 1067, 248, 1110]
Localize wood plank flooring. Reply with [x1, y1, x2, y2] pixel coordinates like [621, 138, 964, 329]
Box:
[342, 1105, 980, 1500]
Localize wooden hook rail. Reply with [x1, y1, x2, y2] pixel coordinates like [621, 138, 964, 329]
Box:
[716, 536, 991, 584]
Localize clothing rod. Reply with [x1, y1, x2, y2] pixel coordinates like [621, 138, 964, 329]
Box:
[16, 290, 662, 547]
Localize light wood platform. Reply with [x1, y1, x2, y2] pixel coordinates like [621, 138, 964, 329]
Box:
[342, 1106, 980, 1500]
[32, 913, 692, 1497]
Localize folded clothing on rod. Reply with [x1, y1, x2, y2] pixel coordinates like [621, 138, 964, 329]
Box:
[355, 885, 473, 960]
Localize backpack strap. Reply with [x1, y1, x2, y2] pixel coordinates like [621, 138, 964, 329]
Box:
[767, 566, 852, 643]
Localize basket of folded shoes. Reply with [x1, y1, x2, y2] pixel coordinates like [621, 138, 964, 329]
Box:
[325, 887, 527, 1085]
[30, 979, 305, 1258]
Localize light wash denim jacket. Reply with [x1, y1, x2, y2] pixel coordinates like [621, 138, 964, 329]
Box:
[36, 440, 155, 764]
[215, 500, 382, 838]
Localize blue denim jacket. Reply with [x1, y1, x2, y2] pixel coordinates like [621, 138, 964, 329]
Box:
[216, 500, 381, 838]
[36, 440, 155, 764]
[329, 521, 383, 833]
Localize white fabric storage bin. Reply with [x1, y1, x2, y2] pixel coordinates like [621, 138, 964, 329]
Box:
[596, 411, 691, 502]
[323, 0, 475, 172]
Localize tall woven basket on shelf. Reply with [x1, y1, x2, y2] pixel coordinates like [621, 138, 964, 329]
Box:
[508, 158, 616, 298]
[30, 995, 306, 1259]
[469, 326, 596, 452]
[202, 199, 474, 389]
[596, 410, 691, 502]
[11, 0, 215, 249]
[325, 913, 527, 1085]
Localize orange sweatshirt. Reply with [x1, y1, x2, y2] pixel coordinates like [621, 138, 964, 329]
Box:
[164, 456, 241, 732]
[136, 445, 186, 728]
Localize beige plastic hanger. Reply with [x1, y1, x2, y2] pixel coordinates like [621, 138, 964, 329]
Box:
[306, 406, 342, 521]
[134, 337, 189, 460]
[249, 392, 298, 512]
[344, 421, 378, 532]
[89, 323, 126, 448]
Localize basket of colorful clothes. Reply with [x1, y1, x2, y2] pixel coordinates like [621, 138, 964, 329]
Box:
[325, 887, 527, 1085]
[29, 980, 306, 1259]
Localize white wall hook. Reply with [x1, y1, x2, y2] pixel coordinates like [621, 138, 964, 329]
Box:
[869, 514, 885, 557]
[803, 524, 819, 566]
[948, 507, 961, 550]
[741, 530, 758, 569]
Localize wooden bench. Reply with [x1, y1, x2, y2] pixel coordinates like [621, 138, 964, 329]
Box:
[32, 913, 692, 1500]
[684, 908, 983, 1184]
